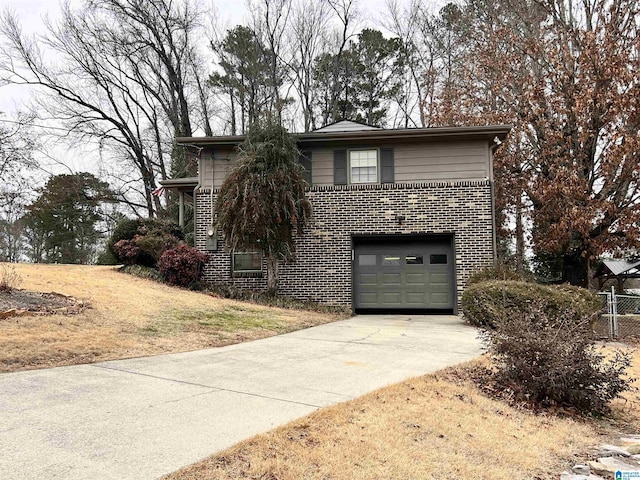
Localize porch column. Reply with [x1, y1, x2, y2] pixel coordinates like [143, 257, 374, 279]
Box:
[178, 190, 185, 228]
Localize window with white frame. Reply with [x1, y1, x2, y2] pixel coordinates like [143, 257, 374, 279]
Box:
[349, 149, 378, 184]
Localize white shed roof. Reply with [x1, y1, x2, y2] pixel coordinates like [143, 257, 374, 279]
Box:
[600, 259, 640, 276]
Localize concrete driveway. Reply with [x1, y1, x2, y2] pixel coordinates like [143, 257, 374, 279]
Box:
[0, 314, 482, 480]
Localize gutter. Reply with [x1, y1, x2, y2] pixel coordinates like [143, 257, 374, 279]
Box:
[175, 124, 514, 147]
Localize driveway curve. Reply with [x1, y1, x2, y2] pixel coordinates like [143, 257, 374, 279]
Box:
[0, 314, 481, 480]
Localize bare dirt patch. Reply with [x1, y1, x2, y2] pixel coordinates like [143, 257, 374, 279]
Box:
[0, 263, 346, 373]
[0, 290, 86, 318]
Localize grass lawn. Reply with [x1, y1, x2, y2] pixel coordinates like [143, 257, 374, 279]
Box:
[0, 263, 346, 372]
[164, 345, 640, 480]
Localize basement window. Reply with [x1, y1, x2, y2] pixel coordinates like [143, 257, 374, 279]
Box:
[232, 252, 263, 275]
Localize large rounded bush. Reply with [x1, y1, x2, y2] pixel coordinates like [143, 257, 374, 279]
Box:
[467, 264, 527, 285]
[107, 218, 143, 254]
[158, 244, 208, 287]
[107, 217, 184, 267]
[462, 280, 602, 329]
[464, 279, 630, 413]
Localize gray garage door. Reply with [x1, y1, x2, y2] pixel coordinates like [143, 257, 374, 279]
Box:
[353, 238, 454, 311]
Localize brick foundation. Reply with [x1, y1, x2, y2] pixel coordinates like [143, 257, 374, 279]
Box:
[195, 180, 495, 311]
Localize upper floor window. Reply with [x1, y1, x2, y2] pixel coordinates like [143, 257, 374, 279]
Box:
[349, 149, 378, 184]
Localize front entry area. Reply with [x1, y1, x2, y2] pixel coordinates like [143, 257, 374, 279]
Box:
[353, 235, 455, 313]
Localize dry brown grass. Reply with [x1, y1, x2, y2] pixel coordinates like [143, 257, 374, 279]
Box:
[165, 346, 640, 480]
[0, 263, 344, 372]
[607, 342, 640, 427]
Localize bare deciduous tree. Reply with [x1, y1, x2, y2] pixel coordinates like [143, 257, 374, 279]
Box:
[0, 0, 211, 217]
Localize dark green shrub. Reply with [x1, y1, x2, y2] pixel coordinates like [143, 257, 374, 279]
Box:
[467, 264, 527, 285]
[138, 218, 184, 242]
[95, 248, 119, 265]
[134, 231, 180, 264]
[184, 231, 195, 247]
[158, 244, 208, 287]
[106, 218, 143, 259]
[462, 280, 601, 329]
[483, 301, 632, 413]
[108, 217, 183, 267]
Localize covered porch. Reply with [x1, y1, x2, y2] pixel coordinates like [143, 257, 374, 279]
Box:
[159, 176, 198, 228]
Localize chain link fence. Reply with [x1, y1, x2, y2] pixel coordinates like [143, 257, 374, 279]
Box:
[596, 289, 640, 338]
[595, 291, 615, 338]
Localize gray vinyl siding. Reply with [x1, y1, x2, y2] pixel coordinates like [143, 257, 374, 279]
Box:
[309, 141, 489, 186]
[198, 140, 490, 189]
[393, 141, 490, 182]
[198, 154, 212, 187]
[199, 148, 237, 189]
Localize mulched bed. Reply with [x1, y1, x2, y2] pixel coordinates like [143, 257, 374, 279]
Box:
[0, 289, 87, 319]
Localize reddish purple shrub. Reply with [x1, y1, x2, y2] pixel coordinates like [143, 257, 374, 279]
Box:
[113, 238, 142, 265]
[158, 244, 208, 287]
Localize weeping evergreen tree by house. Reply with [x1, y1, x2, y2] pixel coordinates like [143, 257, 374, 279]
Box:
[215, 121, 312, 293]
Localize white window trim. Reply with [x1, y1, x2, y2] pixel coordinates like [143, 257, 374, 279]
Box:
[348, 148, 380, 185]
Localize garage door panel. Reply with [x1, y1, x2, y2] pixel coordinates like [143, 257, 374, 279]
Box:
[405, 255, 424, 265]
[430, 272, 450, 284]
[358, 273, 378, 285]
[382, 256, 401, 266]
[406, 292, 426, 304]
[382, 292, 402, 304]
[354, 238, 454, 310]
[359, 292, 378, 305]
[406, 273, 426, 285]
[358, 254, 377, 266]
[382, 273, 401, 285]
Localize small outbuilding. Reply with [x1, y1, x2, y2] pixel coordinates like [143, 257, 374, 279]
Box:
[594, 259, 640, 292]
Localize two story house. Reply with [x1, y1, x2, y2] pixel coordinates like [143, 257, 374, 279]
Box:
[162, 120, 511, 314]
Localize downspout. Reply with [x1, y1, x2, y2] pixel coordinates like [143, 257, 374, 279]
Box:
[195, 148, 203, 245]
[489, 138, 501, 264]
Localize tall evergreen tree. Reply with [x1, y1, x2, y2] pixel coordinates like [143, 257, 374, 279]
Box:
[210, 26, 276, 134]
[312, 29, 405, 127]
[23, 173, 112, 264]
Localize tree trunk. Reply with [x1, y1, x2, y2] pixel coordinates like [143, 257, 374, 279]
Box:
[266, 254, 279, 295]
[515, 197, 525, 275]
[562, 250, 588, 287]
[230, 88, 237, 136]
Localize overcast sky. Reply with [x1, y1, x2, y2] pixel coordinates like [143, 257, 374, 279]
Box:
[0, 0, 403, 116]
[0, 0, 419, 180]
[0, 0, 248, 114]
